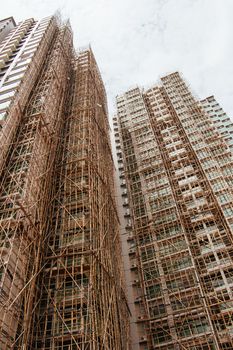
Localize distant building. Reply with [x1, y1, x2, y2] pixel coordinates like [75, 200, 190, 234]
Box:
[201, 95, 233, 151]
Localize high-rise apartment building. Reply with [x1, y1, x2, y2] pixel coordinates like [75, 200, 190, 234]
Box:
[0, 14, 130, 349]
[201, 96, 233, 151]
[114, 72, 233, 350]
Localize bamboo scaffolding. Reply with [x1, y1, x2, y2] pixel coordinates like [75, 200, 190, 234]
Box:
[0, 13, 130, 350]
[30, 49, 130, 349]
[116, 73, 233, 349]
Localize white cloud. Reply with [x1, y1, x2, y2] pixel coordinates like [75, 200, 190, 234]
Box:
[1, 0, 233, 117]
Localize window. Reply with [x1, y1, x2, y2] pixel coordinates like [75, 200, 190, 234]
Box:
[0, 99, 11, 110]
[2, 80, 20, 90]
[0, 90, 15, 101]
[177, 317, 210, 338]
[223, 207, 233, 218]
[143, 262, 159, 280]
[0, 111, 7, 120]
[153, 325, 172, 344]
[146, 284, 161, 299]
[163, 254, 192, 274]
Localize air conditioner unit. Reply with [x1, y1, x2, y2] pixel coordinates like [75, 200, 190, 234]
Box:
[140, 336, 147, 341]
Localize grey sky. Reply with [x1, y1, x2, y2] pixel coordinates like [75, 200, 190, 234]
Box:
[1, 0, 233, 117]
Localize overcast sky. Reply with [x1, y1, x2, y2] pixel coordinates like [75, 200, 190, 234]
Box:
[1, 0, 233, 117]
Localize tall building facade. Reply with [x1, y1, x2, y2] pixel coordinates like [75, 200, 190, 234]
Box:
[114, 72, 233, 350]
[201, 96, 233, 152]
[0, 15, 130, 349]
